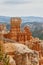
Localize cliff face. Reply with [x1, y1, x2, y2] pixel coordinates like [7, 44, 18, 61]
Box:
[0, 17, 43, 65]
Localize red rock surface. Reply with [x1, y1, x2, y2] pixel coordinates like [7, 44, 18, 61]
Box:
[0, 17, 43, 65]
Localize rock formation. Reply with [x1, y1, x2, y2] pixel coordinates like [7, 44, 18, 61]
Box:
[0, 17, 43, 65]
[4, 17, 32, 43]
[2, 42, 39, 65]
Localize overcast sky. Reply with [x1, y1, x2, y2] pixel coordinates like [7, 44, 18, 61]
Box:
[0, 0, 43, 17]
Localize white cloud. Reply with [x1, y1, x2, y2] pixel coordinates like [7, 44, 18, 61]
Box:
[0, 0, 43, 17]
[0, 0, 32, 4]
[2, 0, 43, 4]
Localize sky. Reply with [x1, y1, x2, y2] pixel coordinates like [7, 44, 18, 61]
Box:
[0, 0, 43, 17]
